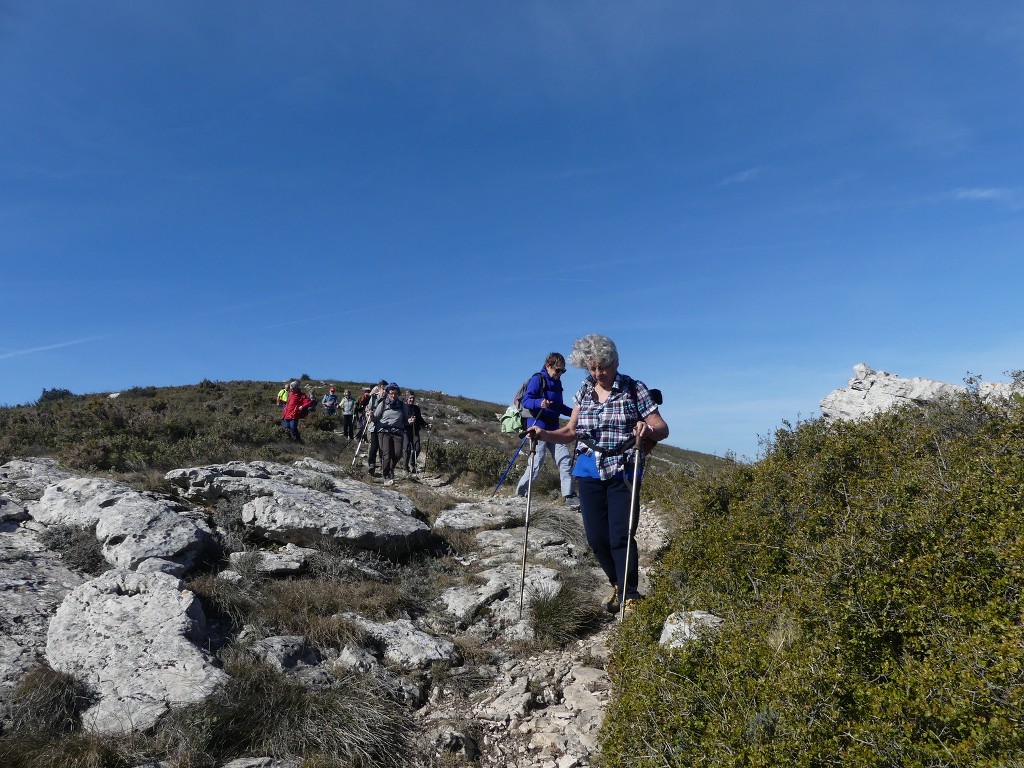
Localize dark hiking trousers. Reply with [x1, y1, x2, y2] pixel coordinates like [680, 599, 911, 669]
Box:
[577, 475, 640, 600]
[368, 431, 380, 470]
[379, 433, 403, 479]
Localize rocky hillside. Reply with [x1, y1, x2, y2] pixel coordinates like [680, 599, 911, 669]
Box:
[0, 379, 723, 768]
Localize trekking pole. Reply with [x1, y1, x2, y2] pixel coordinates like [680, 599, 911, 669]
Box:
[492, 404, 551, 498]
[518, 438, 538, 621]
[492, 435, 529, 497]
[619, 446, 644, 623]
[351, 416, 367, 467]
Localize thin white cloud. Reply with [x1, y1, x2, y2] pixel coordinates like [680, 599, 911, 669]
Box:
[719, 166, 764, 186]
[0, 336, 108, 361]
[953, 187, 1024, 209]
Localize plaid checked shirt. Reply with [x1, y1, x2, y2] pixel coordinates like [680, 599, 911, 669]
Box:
[573, 373, 659, 480]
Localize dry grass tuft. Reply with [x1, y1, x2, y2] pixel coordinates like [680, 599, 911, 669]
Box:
[528, 571, 604, 650]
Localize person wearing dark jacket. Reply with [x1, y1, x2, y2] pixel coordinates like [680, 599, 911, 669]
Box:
[282, 381, 315, 443]
[403, 392, 430, 473]
[515, 353, 575, 501]
[373, 382, 408, 485]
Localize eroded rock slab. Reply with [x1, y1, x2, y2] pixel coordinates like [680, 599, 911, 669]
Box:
[820, 363, 965, 421]
[46, 569, 229, 734]
[0, 528, 87, 705]
[165, 462, 429, 554]
[341, 613, 461, 670]
[434, 500, 523, 531]
[0, 457, 73, 500]
[30, 477, 212, 571]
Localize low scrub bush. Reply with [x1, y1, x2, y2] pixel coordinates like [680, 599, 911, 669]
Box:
[38, 525, 107, 574]
[427, 441, 507, 486]
[602, 394, 1024, 767]
[150, 657, 412, 766]
[0, 667, 112, 768]
[5, 665, 91, 735]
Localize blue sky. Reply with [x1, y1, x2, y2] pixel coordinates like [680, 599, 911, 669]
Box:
[2, 2, 1022, 459]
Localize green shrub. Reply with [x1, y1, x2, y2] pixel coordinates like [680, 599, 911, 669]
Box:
[602, 394, 1024, 767]
[36, 388, 75, 405]
[428, 440, 510, 487]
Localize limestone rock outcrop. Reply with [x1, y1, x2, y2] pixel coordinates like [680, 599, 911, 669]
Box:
[821, 363, 1024, 421]
[0, 526, 87, 706]
[659, 610, 724, 648]
[45, 569, 228, 734]
[31, 477, 212, 572]
[820, 363, 965, 421]
[165, 461, 430, 553]
[0, 449, 676, 767]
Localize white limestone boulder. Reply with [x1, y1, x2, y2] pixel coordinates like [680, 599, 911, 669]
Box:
[340, 613, 460, 670]
[433, 500, 523, 531]
[820, 363, 965, 421]
[0, 457, 73, 500]
[164, 462, 429, 554]
[659, 610, 724, 648]
[45, 569, 229, 734]
[475, 526, 581, 568]
[228, 543, 319, 576]
[30, 477, 212, 572]
[0, 528, 88, 705]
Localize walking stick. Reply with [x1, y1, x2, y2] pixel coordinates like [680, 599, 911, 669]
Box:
[351, 414, 369, 467]
[619, 445, 644, 623]
[518, 438, 538, 621]
[492, 435, 529, 497]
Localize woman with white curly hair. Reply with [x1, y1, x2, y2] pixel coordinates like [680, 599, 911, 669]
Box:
[528, 334, 668, 615]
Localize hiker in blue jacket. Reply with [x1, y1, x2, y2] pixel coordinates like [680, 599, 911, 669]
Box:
[516, 352, 576, 502]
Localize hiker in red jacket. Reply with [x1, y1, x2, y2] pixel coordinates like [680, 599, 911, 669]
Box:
[282, 381, 315, 444]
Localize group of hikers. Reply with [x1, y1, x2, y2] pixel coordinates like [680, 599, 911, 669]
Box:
[276, 378, 430, 485]
[276, 333, 669, 618]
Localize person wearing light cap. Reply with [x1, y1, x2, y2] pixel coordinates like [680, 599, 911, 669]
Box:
[372, 382, 408, 485]
[322, 386, 339, 418]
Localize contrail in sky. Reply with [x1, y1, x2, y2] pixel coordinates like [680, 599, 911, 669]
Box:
[0, 336, 108, 361]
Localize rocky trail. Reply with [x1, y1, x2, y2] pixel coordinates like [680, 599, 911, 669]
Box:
[0, 455, 672, 768]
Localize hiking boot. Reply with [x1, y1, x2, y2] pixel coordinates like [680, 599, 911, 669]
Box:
[623, 597, 643, 616]
[604, 585, 620, 614]
[383, 478, 395, 487]
[563, 495, 580, 510]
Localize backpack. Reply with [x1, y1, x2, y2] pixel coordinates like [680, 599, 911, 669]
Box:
[499, 372, 542, 435]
